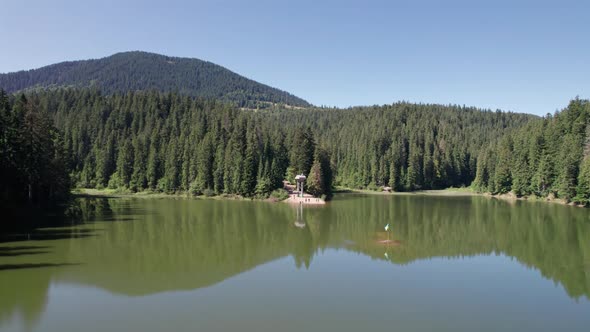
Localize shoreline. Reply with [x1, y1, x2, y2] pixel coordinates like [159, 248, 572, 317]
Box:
[333, 187, 478, 197]
[335, 187, 586, 208]
[72, 188, 252, 201]
[486, 192, 586, 208]
[72, 187, 586, 208]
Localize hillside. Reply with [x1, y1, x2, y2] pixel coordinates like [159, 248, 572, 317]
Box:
[2, 89, 534, 199]
[0, 51, 310, 108]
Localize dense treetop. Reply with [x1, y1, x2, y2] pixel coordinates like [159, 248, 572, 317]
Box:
[1, 88, 534, 200]
[473, 98, 590, 205]
[0, 51, 310, 109]
[40, 89, 328, 198]
[0, 90, 70, 213]
[1, 84, 588, 209]
[270, 103, 535, 190]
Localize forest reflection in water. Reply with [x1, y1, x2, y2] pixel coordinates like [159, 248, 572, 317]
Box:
[0, 194, 589, 331]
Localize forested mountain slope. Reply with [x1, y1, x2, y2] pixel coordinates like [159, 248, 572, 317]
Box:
[5, 85, 589, 207]
[6, 89, 534, 199]
[0, 52, 310, 108]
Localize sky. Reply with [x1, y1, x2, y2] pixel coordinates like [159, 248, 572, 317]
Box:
[0, 0, 588, 115]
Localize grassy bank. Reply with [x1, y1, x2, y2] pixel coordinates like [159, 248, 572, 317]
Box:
[334, 186, 586, 207]
[74, 187, 585, 208]
[489, 191, 586, 207]
[72, 188, 291, 202]
[333, 186, 478, 196]
[72, 188, 244, 200]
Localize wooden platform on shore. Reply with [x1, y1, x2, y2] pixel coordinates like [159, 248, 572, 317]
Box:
[283, 181, 326, 205]
[285, 193, 326, 205]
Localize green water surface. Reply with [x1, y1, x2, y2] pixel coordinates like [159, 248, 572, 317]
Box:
[1, 194, 589, 331]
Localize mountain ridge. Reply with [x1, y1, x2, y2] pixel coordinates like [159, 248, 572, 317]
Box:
[0, 51, 310, 108]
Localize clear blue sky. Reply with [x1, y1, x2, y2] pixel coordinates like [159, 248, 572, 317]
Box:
[1, 0, 588, 115]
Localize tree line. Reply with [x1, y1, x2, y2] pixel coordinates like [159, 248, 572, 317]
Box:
[0, 90, 70, 211]
[268, 102, 534, 191]
[31, 88, 331, 199]
[2, 87, 588, 207]
[43, 89, 530, 197]
[473, 98, 590, 205]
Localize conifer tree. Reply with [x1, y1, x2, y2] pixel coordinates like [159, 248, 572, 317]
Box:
[306, 159, 323, 197]
[240, 128, 258, 196]
[575, 157, 590, 205]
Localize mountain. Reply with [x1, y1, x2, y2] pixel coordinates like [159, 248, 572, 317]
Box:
[0, 51, 310, 108]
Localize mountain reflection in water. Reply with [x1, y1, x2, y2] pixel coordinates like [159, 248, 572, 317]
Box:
[0, 194, 589, 330]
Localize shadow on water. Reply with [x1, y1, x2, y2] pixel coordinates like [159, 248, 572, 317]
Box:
[0, 228, 100, 244]
[0, 262, 81, 271]
[73, 193, 121, 199]
[0, 250, 50, 257]
[0, 197, 149, 329]
[0, 197, 146, 245]
[0, 245, 51, 258]
[98, 217, 138, 222]
[0, 246, 49, 250]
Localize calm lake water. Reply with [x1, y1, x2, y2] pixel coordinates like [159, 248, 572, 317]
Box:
[1, 194, 589, 332]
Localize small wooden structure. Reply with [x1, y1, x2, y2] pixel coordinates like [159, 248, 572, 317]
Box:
[294, 174, 306, 197]
[284, 174, 326, 205]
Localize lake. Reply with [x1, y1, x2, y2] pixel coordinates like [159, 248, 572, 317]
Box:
[1, 194, 589, 332]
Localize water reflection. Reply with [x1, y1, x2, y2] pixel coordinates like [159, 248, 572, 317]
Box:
[0, 194, 589, 329]
[294, 203, 305, 229]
